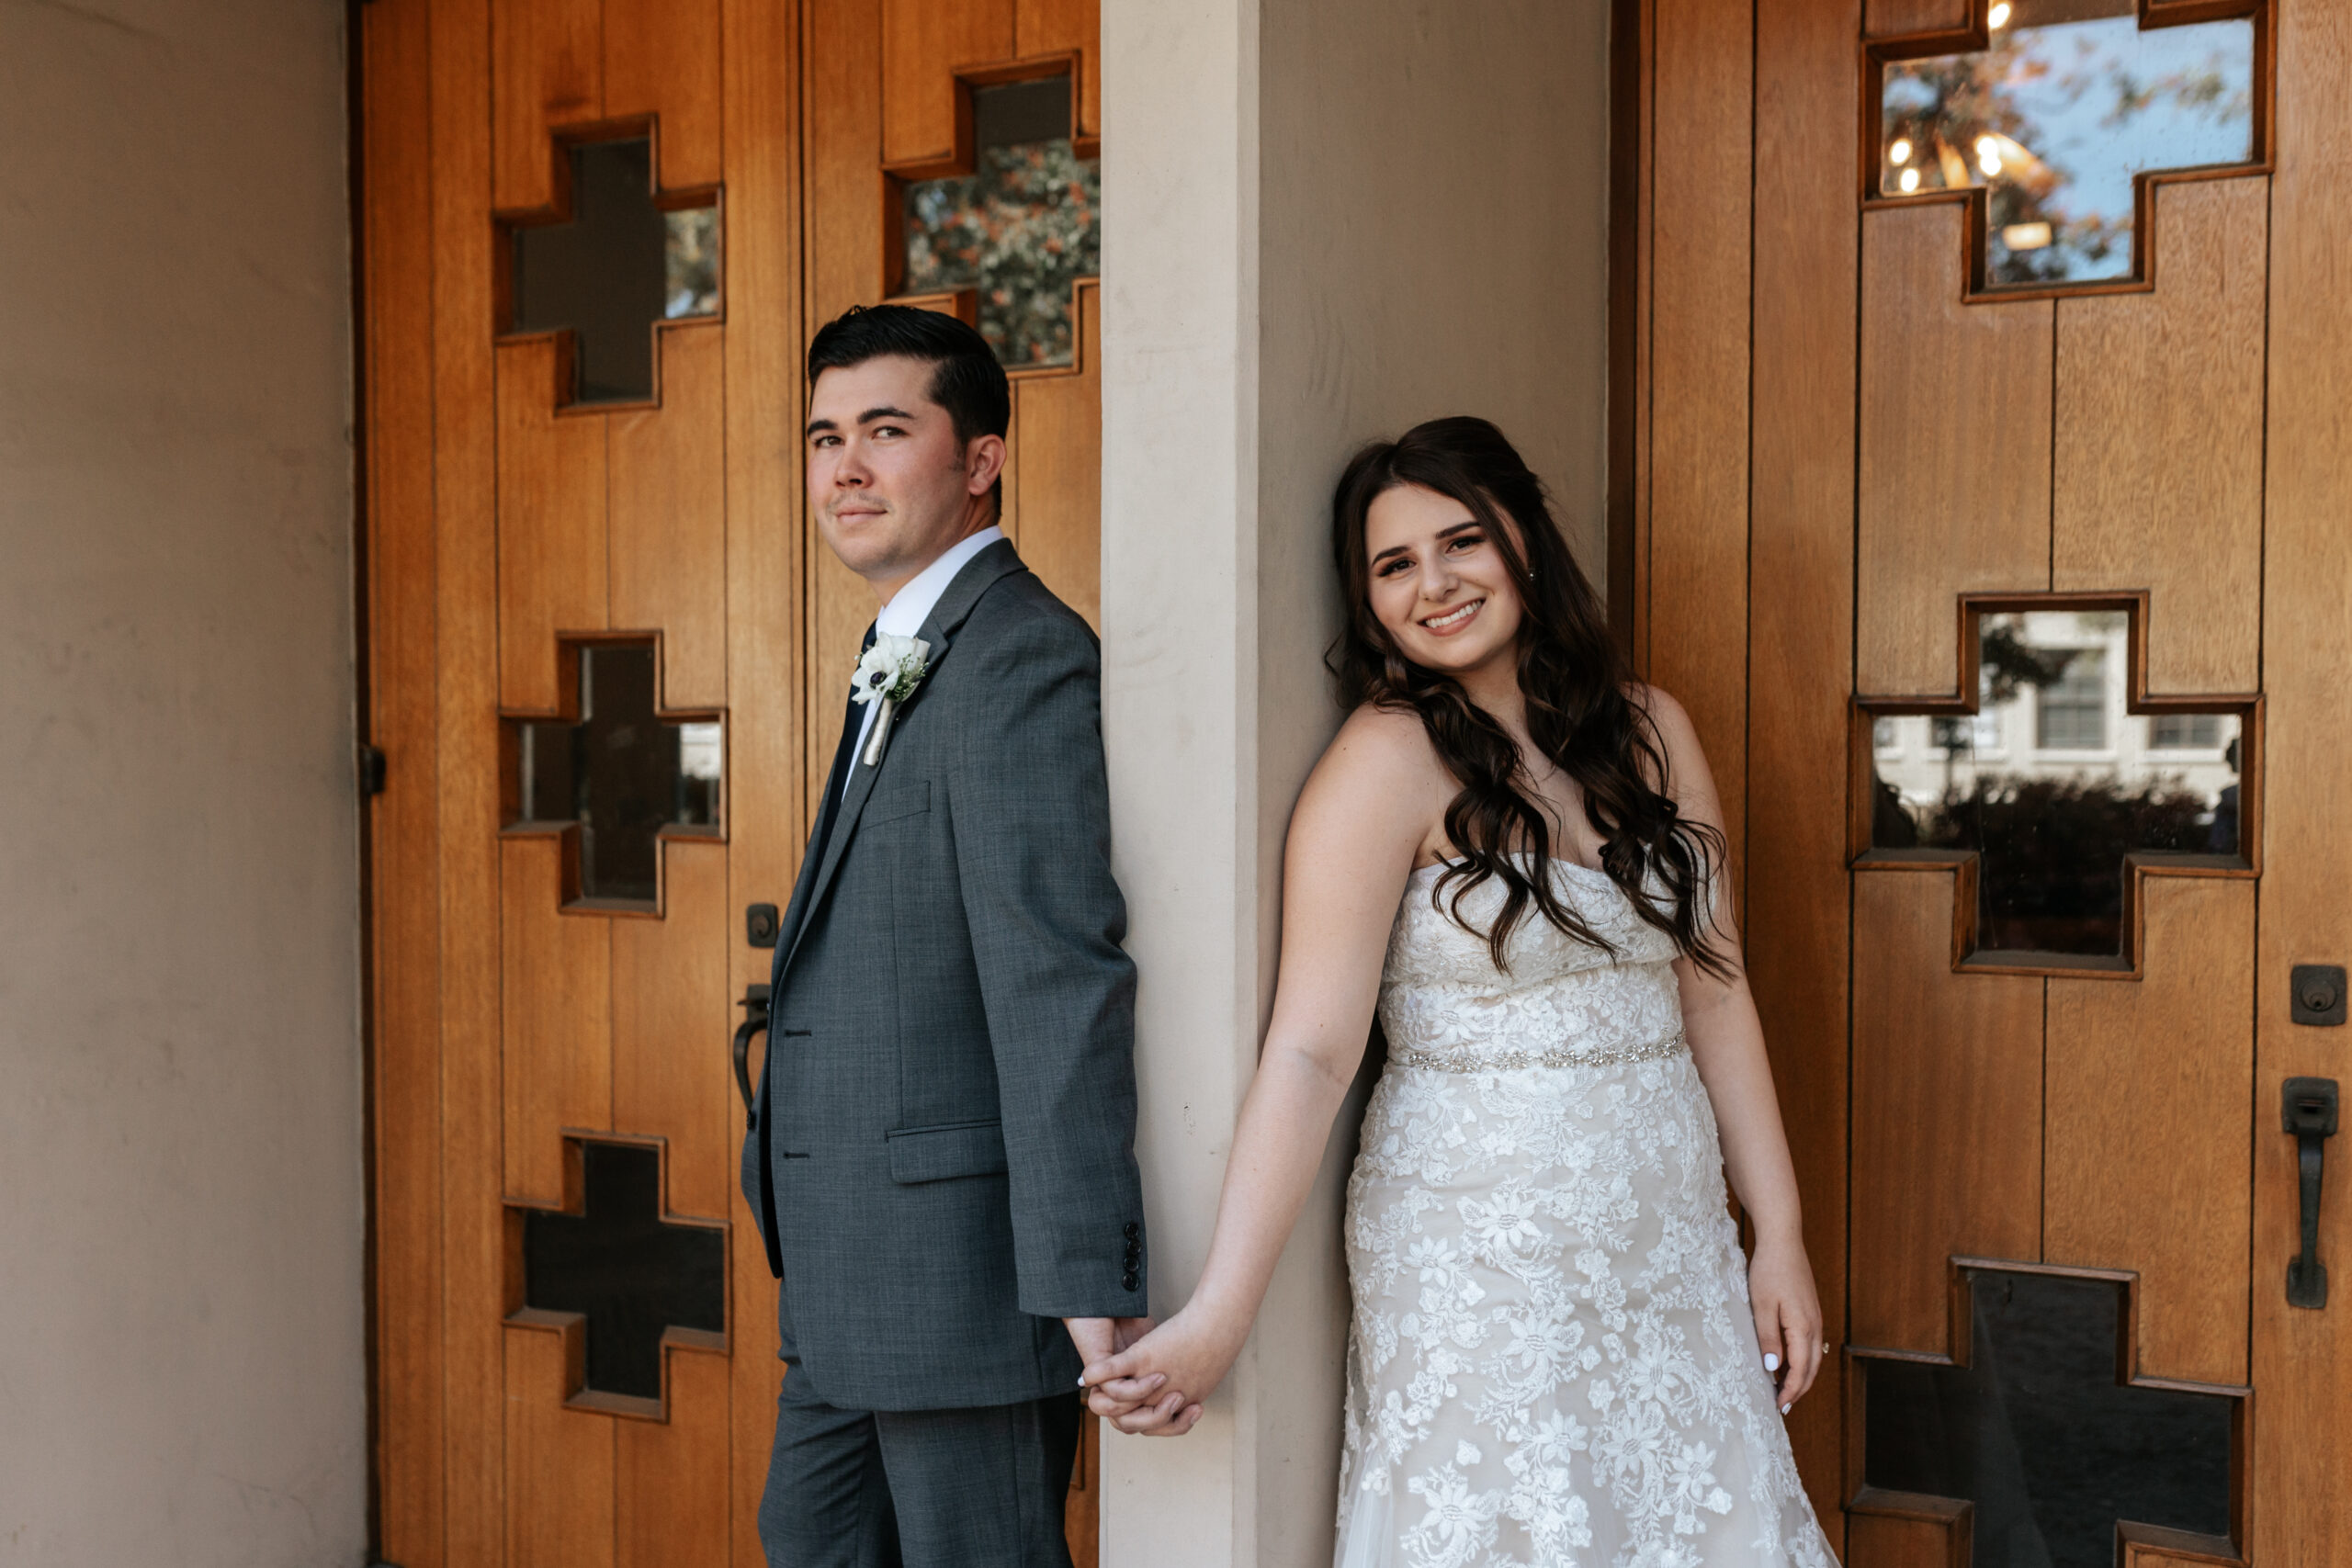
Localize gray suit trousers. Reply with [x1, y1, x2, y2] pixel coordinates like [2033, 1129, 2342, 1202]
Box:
[759, 1365, 1080, 1568]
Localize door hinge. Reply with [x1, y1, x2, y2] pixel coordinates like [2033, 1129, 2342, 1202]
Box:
[359, 742, 388, 797]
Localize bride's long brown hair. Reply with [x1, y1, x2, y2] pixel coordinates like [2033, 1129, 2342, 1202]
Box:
[1330, 416, 1731, 977]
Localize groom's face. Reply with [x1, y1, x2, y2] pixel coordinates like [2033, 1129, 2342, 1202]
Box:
[806, 354, 1004, 601]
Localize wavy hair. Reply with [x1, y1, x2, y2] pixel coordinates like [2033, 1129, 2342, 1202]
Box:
[1329, 416, 1731, 977]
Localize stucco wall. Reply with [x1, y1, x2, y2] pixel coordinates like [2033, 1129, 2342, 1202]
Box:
[1100, 1, 1611, 1562]
[0, 4, 367, 1564]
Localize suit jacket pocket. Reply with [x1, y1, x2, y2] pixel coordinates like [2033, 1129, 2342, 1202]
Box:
[865, 780, 931, 826]
[886, 1118, 1007, 1184]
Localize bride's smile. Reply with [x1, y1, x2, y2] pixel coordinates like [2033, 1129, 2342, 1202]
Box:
[1418, 596, 1484, 633]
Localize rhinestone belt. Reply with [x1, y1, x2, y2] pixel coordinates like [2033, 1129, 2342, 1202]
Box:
[1387, 1029, 1688, 1074]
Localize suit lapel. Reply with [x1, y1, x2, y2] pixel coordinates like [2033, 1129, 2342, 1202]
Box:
[774, 538, 1026, 982]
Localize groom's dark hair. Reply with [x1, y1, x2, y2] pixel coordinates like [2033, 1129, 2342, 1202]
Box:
[807, 303, 1012, 451]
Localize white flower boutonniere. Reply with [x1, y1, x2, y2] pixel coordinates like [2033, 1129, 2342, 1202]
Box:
[851, 633, 932, 767]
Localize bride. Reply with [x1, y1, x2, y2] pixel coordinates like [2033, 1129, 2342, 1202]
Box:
[1080, 418, 1838, 1566]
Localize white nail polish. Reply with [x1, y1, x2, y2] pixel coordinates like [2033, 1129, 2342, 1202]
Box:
[1781, 1404, 1792, 1416]
[1762, 1352, 1781, 1373]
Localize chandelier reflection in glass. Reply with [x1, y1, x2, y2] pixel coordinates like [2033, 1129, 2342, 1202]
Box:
[1879, 0, 2256, 288]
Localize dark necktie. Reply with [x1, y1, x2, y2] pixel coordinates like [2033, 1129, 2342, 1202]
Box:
[807, 624, 876, 861]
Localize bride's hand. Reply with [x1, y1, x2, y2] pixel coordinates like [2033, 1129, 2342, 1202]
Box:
[1747, 1233, 1826, 1413]
[1078, 1305, 1243, 1436]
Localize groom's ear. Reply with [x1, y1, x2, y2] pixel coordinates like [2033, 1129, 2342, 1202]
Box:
[964, 431, 1009, 506]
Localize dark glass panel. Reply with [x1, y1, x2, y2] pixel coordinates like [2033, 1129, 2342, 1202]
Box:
[513, 643, 722, 906]
[1864, 1268, 2233, 1567]
[902, 73, 1100, 368]
[1880, 0, 2256, 288]
[511, 137, 720, 403]
[1869, 611, 2242, 957]
[521, 1142, 725, 1402]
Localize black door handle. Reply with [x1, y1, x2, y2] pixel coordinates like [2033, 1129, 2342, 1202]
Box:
[734, 983, 772, 1129]
[2284, 1077, 2339, 1309]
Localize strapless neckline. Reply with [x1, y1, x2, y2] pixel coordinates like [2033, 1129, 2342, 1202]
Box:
[1408, 852, 1617, 885]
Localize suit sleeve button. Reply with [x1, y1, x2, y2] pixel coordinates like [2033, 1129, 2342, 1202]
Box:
[1123, 1222, 1140, 1239]
[1122, 1271, 1139, 1291]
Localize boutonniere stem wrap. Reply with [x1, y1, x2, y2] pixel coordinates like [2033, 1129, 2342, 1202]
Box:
[852, 634, 932, 768]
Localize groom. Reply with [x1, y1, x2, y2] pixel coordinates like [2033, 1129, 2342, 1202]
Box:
[743, 304, 1155, 1566]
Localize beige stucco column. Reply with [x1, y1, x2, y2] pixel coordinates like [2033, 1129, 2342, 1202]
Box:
[1098, 0, 1612, 1561]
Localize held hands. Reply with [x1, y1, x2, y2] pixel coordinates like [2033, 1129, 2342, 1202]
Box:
[1076, 1304, 1247, 1436]
[1747, 1233, 1826, 1414]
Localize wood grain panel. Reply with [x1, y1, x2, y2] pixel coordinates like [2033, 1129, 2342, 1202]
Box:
[1848, 1504, 1966, 1568]
[610, 324, 728, 710]
[605, 0, 723, 191]
[617, 1347, 730, 1568]
[501, 836, 613, 1204]
[1647, 0, 1752, 894]
[361, 1, 444, 1558]
[1749, 0, 1858, 1531]
[1864, 0, 1967, 38]
[2045, 879, 2253, 1387]
[879, 0, 1015, 174]
[1607, 0, 1653, 660]
[498, 340, 609, 713]
[723, 0, 804, 1551]
[807, 0, 889, 817]
[1859, 202, 2053, 695]
[504, 1322, 617, 1568]
[1851, 870, 2043, 1352]
[2122, 1551, 2237, 1568]
[1016, 0, 1099, 138]
[430, 0, 508, 1556]
[2253, 0, 2352, 1560]
[1010, 282, 1101, 629]
[612, 840, 732, 1221]
[493, 0, 602, 214]
[2054, 178, 2267, 695]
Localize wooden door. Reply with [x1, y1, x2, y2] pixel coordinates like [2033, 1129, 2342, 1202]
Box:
[1621, 0, 2352, 1561]
[358, 0, 1103, 1562]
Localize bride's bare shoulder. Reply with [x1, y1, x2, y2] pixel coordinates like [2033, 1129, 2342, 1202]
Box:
[1283, 704, 1450, 888]
[1321, 703, 1449, 784]
[1619, 681, 1721, 813]
[1295, 704, 1451, 827]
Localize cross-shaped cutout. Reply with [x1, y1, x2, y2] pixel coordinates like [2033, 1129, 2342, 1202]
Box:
[1870, 0, 2262, 291]
[1854, 594, 2257, 973]
[1852, 1261, 2242, 1565]
[504, 639, 723, 910]
[507, 1138, 726, 1415]
[893, 71, 1099, 369]
[502, 130, 719, 406]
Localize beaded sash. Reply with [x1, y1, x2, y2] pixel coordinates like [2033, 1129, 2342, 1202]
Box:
[1386, 1028, 1688, 1075]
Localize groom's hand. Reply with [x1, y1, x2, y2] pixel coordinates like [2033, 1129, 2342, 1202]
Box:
[1066, 1316, 1182, 1422]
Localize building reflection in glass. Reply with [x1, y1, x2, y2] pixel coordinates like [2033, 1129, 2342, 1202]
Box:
[1870, 611, 2242, 959]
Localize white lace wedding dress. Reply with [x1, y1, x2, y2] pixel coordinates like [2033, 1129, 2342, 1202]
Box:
[1336, 858, 1837, 1568]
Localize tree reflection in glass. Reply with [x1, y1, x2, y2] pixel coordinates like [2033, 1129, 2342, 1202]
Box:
[901, 74, 1099, 368]
[1880, 0, 2256, 288]
[1870, 612, 2243, 959]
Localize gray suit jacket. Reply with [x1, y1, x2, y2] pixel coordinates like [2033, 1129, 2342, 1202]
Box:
[742, 539, 1146, 1412]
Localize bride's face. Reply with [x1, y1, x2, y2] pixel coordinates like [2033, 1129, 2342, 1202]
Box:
[1363, 482, 1526, 678]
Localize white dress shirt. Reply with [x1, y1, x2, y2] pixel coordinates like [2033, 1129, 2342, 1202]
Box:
[843, 525, 1004, 802]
